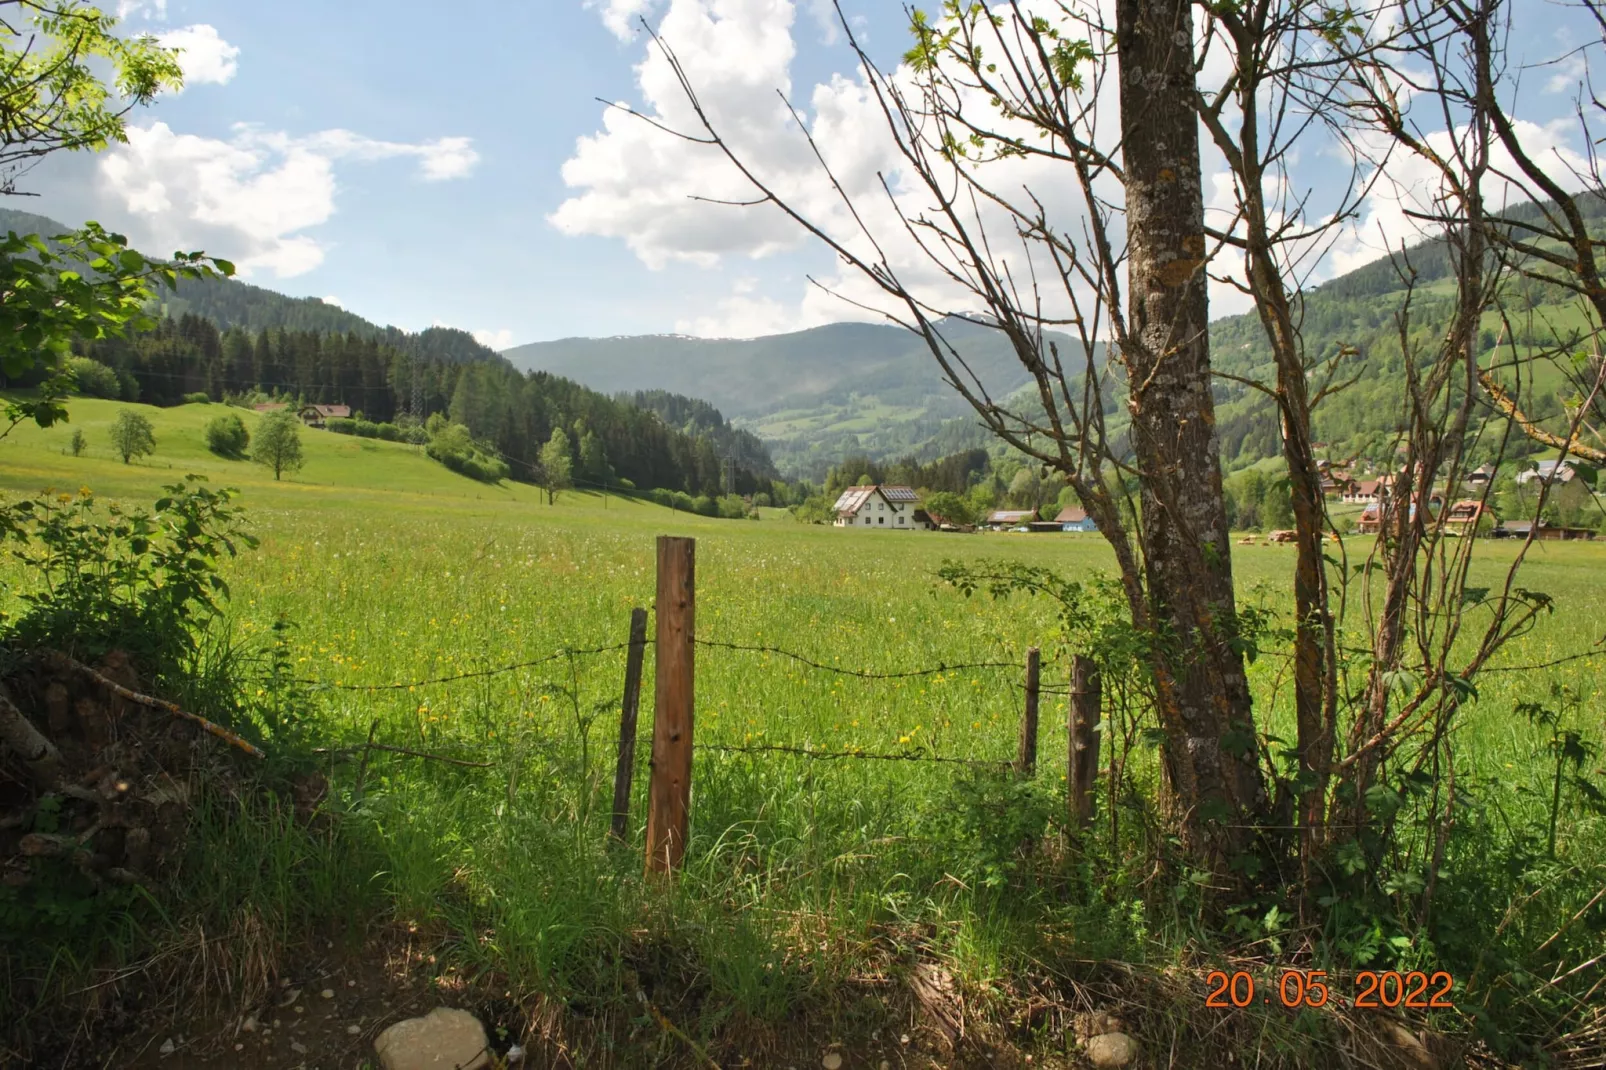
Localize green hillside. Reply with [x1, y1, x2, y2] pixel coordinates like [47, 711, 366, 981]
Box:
[0, 396, 683, 520]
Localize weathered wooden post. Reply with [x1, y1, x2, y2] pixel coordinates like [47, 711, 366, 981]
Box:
[609, 607, 649, 842]
[1068, 654, 1102, 829]
[645, 536, 695, 876]
[1016, 646, 1040, 776]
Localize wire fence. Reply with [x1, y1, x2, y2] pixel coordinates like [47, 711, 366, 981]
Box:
[292, 628, 1042, 771]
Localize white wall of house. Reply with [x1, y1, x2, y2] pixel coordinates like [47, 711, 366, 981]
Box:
[832, 487, 931, 529]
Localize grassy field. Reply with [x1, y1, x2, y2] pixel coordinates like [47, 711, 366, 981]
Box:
[3, 398, 1604, 1065]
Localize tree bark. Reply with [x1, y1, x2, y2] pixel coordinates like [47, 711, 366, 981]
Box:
[1116, 0, 1265, 867]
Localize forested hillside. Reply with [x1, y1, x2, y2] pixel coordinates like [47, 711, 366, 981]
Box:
[0, 209, 778, 498]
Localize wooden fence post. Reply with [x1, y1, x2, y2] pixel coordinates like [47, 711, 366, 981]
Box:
[1016, 646, 1040, 776]
[1068, 654, 1102, 829]
[645, 536, 695, 876]
[609, 607, 649, 843]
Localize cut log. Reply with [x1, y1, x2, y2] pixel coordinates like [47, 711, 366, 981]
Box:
[0, 684, 62, 786]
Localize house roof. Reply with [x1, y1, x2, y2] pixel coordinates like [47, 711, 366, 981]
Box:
[300, 404, 351, 418]
[1446, 499, 1491, 522]
[832, 486, 876, 514]
[832, 484, 920, 516]
[1352, 479, 1382, 496]
[986, 510, 1036, 524]
[1054, 506, 1091, 524]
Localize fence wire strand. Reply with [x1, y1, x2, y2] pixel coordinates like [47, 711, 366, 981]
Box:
[294, 641, 638, 691]
[694, 742, 1011, 767]
[693, 638, 1017, 679]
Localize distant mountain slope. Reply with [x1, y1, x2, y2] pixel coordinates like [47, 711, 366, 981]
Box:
[503, 319, 1095, 476]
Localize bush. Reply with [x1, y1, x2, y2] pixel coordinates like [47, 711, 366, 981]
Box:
[717, 494, 749, 519]
[425, 421, 509, 483]
[68, 429, 86, 456]
[65, 356, 120, 399]
[205, 412, 250, 458]
[328, 417, 409, 443]
[182, 391, 212, 405]
[0, 478, 258, 674]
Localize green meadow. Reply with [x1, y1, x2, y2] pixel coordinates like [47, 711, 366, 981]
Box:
[3, 398, 1603, 1063]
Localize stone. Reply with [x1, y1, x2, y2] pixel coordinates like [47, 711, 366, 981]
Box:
[348, 1025, 362, 1035]
[241, 1015, 258, 1033]
[1085, 1032, 1138, 1069]
[374, 1007, 491, 1070]
[322, 988, 335, 999]
[1073, 1011, 1125, 1040]
[158, 1038, 175, 1056]
[1387, 1023, 1438, 1070]
[823, 1054, 843, 1070]
[290, 1041, 308, 1055]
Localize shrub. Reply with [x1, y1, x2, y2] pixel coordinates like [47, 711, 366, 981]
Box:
[0, 478, 258, 673]
[425, 421, 509, 483]
[182, 391, 212, 405]
[205, 412, 250, 458]
[65, 356, 120, 399]
[68, 429, 86, 456]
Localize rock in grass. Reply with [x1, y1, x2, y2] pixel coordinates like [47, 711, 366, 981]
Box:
[1387, 1023, 1438, 1069]
[1084, 1031, 1138, 1068]
[374, 1007, 490, 1070]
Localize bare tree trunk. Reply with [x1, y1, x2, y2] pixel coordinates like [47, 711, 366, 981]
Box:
[1116, 0, 1264, 863]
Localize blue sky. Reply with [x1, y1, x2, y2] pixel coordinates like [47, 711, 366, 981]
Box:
[23, 1, 1602, 349]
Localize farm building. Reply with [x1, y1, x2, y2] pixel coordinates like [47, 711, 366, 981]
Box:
[1499, 520, 1597, 541]
[1054, 506, 1099, 532]
[983, 509, 1037, 531]
[832, 485, 930, 530]
[298, 404, 352, 427]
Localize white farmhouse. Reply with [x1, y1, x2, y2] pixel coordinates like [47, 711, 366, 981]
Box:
[832, 484, 931, 529]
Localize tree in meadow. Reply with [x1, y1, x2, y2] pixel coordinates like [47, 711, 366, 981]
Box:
[252, 411, 304, 480]
[108, 410, 154, 464]
[540, 428, 573, 504]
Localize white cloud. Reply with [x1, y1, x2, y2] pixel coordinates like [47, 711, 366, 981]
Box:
[322, 295, 343, 307]
[97, 122, 480, 278]
[589, 0, 662, 41]
[804, 0, 839, 45]
[473, 327, 516, 350]
[116, 0, 167, 20]
[1546, 52, 1589, 95]
[157, 25, 240, 89]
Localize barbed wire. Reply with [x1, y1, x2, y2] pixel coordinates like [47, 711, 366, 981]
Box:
[694, 742, 1011, 767]
[693, 638, 1018, 679]
[292, 641, 637, 691]
[292, 635, 1030, 692]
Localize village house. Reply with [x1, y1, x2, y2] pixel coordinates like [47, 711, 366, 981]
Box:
[1516, 459, 1582, 486]
[1342, 479, 1383, 505]
[1054, 505, 1099, 532]
[1465, 463, 1496, 489]
[1444, 499, 1494, 536]
[298, 404, 352, 428]
[1357, 492, 1445, 534]
[832, 485, 930, 530]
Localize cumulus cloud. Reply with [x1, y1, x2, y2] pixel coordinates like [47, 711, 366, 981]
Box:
[589, 0, 662, 40]
[322, 296, 344, 307]
[157, 25, 240, 89]
[116, 0, 167, 20]
[804, 0, 840, 45]
[556, 0, 1132, 338]
[473, 328, 516, 350]
[97, 122, 481, 278]
[562, 0, 1589, 339]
